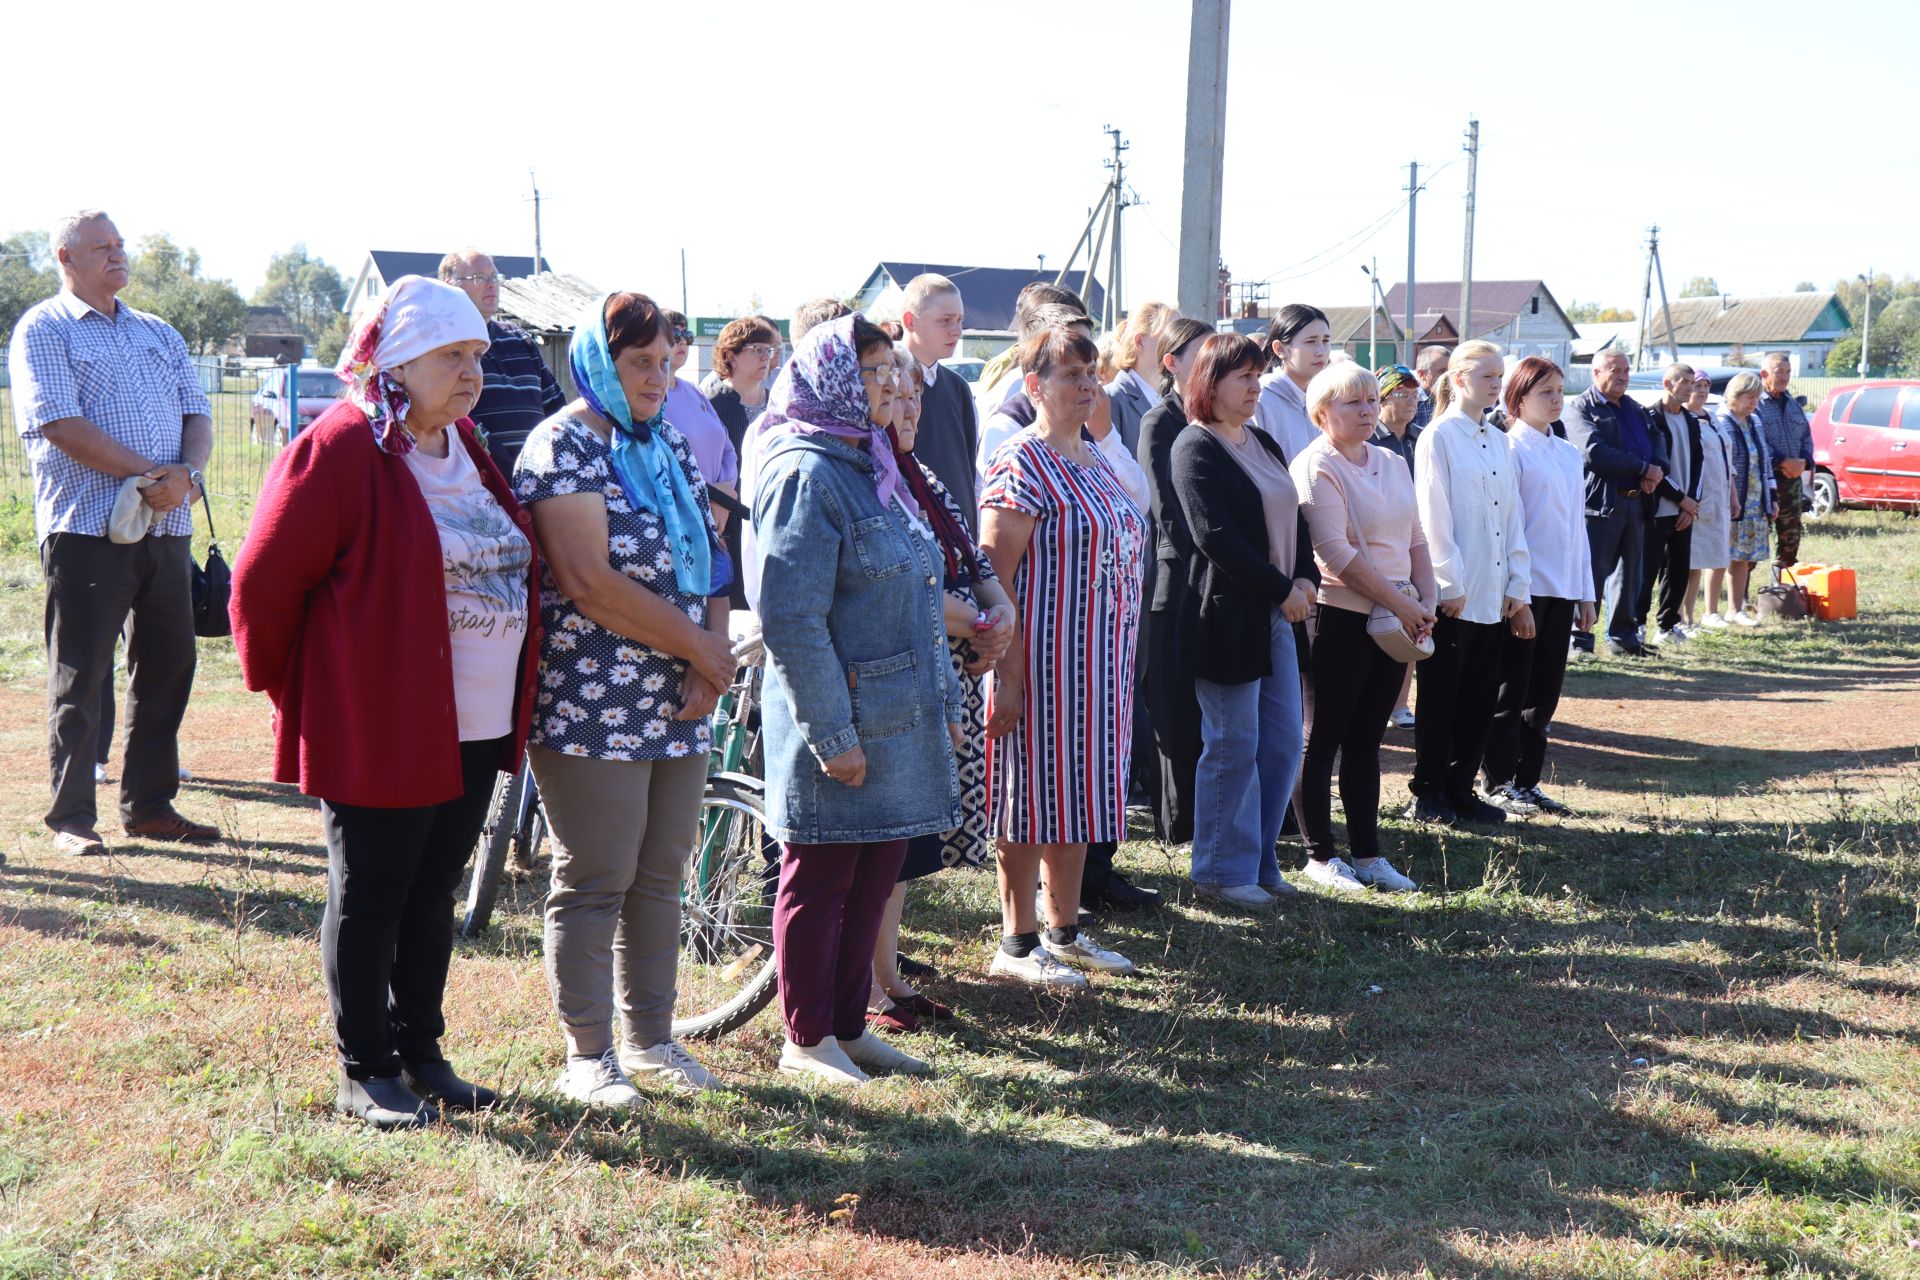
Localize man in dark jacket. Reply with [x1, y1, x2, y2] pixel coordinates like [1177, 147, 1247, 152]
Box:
[1638, 363, 1704, 644]
[1563, 351, 1667, 657]
[440, 249, 564, 475]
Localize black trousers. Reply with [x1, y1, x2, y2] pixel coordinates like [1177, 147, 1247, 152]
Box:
[40, 533, 196, 831]
[1411, 613, 1506, 802]
[320, 738, 502, 1080]
[1636, 513, 1692, 634]
[1142, 603, 1200, 845]
[1483, 596, 1576, 790]
[1299, 605, 1403, 861]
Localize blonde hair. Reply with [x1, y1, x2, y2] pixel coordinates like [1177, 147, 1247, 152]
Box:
[1096, 330, 1121, 383]
[1432, 339, 1503, 415]
[1115, 300, 1176, 371]
[1306, 361, 1381, 429]
[1725, 371, 1763, 403]
[902, 273, 960, 315]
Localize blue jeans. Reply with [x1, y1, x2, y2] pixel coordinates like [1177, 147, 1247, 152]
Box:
[1192, 610, 1303, 889]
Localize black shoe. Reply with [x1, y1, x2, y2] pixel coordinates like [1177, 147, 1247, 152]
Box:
[1604, 638, 1655, 659]
[1085, 871, 1164, 912]
[403, 1059, 499, 1112]
[1401, 795, 1458, 827]
[337, 1072, 437, 1129]
[896, 954, 939, 981]
[1449, 793, 1509, 826]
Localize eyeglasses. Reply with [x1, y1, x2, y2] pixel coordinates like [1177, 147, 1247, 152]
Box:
[1383, 387, 1417, 400]
[859, 363, 902, 386]
[671, 330, 695, 344]
[742, 343, 780, 359]
[449, 274, 501, 287]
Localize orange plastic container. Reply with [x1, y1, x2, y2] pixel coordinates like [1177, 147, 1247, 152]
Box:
[1789, 564, 1857, 620]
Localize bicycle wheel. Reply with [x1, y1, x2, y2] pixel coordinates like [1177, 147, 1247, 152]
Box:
[459, 768, 522, 938]
[672, 774, 780, 1041]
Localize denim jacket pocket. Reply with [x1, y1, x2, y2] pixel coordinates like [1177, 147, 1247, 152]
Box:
[848, 650, 920, 739]
[851, 515, 912, 579]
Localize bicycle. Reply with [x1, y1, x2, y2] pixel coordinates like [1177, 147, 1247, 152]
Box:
[458, 756, 545, 939]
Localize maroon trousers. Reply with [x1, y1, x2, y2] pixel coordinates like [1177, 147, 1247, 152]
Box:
[773, 839, 908, 1045]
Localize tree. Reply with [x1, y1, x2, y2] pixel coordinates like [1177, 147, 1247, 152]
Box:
[120, 233, 248, 355]
[0, 230, 59, 346]
[1827, 337, 1862, 378]
[1565, 300, 1636, 323]
[1679, 275, 1720, 299]
[253, 245, 346, 345]
[314, 312, 353, 367]
[1793, 281, 1818, 292]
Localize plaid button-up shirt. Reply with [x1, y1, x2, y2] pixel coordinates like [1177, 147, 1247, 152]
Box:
[7, 290, 212, 542]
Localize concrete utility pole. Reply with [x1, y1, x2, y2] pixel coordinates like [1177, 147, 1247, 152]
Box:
[1403, 160, 1419, 366]
[1859, 270, 1874, 376]
[1178, 0, 1230, 322]
[1460, 119, 1479, 340]
[529, 169, 545, 274]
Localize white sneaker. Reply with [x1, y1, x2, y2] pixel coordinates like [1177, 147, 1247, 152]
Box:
[1047, 932, 1136, 975]
[619, 1039, 715, 1091]
[1303, 858, 1368, 893]
[555, 1049, 643, 1109]
[178, 766, 193, 782]
[93, 764, 107, 784]
[1350, 857, 1417, 893]
[1389, 707, 1416, 730]
[1194, 882, 1275, 910]
[1731, 609, 1760, 627]
[837, 1030, 931, 1076]
[1656, 627, 1689, 645]
[778, 1038, 870, 1086]
[988, 946, 1089, 989]
[1701, 613, 1730, 630]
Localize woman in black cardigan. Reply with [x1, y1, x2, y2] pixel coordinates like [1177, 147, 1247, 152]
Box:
[1171, 334, 1318, 909]
[1134, 316, 1214, 846]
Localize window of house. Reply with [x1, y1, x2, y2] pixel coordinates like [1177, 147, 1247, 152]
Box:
[1530, 297, 1539, 314]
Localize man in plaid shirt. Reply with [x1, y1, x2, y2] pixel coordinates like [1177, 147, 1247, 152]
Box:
[8, 210, 220, 856]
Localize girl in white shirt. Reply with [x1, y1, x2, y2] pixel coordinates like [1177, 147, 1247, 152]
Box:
[1483, 358, 1593, 818]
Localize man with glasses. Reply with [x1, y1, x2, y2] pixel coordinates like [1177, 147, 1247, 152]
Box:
[439, 248, 563, 474]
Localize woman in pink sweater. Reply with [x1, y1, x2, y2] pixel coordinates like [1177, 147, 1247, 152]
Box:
[1288, 363, 1436, 894]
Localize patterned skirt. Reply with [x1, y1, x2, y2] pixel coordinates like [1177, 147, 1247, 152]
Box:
[898, 623, 991, 880]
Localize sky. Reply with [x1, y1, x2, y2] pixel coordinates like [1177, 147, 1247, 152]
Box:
[9, 0, 1917, 324]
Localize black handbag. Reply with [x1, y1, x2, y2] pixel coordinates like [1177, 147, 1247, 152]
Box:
[1754, 565, 1809, 622]
[191, 489, 232, 638]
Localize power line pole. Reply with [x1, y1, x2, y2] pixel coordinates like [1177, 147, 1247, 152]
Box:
[529, 169, 545, 274]
[1177, 0, 1230, 322]
[1104, 125, 1130, 330]
[1403, 160, 1419, 366]
[1652, 228, 1677, 366]
[1859, 269, 1874, 376]
[1635, 226, 1657, 370]
[1460, 118, 1479, 340]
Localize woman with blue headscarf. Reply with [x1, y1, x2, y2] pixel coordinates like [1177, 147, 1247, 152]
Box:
[513, 291, 735, 1109]
[754, 314, 964, 1087]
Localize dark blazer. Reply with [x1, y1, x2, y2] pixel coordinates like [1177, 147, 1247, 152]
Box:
[1104, 373, 1155, 455]
[707, 384, 760, 608]
[1564, 387, 1667, 518]
[1645, 401, 1705, 505]
[1170, 423, 1318, 685]
[1137, 394, 1194, 612]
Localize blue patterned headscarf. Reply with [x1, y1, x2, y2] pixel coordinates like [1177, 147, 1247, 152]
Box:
[569, 294, 724, 597]
[758, 316, 917, 516]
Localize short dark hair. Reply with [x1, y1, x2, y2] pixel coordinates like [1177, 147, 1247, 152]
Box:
[1156, 316, 1213, 396]
[850, 315, 893, 361]
[1502, 355, 1565, 418]
[1264, 304, 1329, 368]
[1017, 324, 1100, 378]
[663, 308, 688, 330]
[1187, 333, 1267, 424]
[713, 314, 782, 376]
[603, 292, 670, 359]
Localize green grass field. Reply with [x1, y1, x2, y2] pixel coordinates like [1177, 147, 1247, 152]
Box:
[1, 505, 1917, 1278]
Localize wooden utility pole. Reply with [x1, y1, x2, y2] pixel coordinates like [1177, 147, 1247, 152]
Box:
[1177, 0, 1230, 322]
[1460, 119, 1478, 339]
[529, 169, 545, 274]
[1403, 161, 1419, 366]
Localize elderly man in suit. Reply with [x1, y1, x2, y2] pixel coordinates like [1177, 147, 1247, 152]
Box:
[1564, 350, 1670, 659]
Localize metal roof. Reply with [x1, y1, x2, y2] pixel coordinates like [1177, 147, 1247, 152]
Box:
[1649, 292, 1851, 345]
[868, 262, 1105, 334]
[1380, 280, 1574, 339]
[495, 273, 603, 335]
[367, 249, 546, 284]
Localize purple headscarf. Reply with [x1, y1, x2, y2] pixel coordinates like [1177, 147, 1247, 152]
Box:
[759, 316, 918, 516]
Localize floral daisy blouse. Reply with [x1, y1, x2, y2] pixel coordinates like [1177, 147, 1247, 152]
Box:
[513, 412, 716, 762]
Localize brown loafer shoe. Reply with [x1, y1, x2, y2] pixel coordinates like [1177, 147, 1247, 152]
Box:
[124, 809, 219, 843]
[53, 825, 108, 856]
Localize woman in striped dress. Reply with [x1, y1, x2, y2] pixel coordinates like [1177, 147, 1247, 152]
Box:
[980, 324, 1150, 988]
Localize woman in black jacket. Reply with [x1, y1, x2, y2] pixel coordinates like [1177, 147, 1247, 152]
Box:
[1171, 334, 1317, 909]
[1134, 316, 1213, 845]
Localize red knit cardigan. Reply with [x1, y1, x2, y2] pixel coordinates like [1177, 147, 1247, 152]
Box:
[230, 402, 542, 808]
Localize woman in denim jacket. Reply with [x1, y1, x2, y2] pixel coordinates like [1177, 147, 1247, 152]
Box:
[754, 315, 964, 1087]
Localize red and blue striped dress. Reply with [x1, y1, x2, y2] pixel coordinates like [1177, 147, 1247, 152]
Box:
[981, 431, 1147, 843]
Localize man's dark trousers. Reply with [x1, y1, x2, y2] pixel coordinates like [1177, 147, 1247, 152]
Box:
[1636, 514, 1692, 635]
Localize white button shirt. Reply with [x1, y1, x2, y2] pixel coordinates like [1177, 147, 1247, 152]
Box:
[1413, 407, 1530, 623]
[1505, 422, 1593, 604]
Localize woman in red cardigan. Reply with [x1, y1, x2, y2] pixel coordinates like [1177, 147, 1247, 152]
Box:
[231, 277, 541, 1130]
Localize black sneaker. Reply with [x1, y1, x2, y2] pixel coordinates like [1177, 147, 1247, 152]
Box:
[337, 1072, 438, 1130]
[1483, 783, 1540, 817]
[403, 1059, 499, 1112]
[1522, 786, 1573, 816]
[1449, 793, 1509, 826]
[896, 954, 940, 981]
[1402, 795, 1458, 827]
[1084, 871, 1164, 912]
[1604, 638, 1656, 659]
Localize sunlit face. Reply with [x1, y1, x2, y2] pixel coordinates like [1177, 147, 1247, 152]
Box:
[445, 254, 499, 320]
[1316, 381, 1380, 447]
[1454, 355, 1505, 415]
[1686, 379, 1711, 412]
[60, 217, 129, 300]
[1762, 359, 1791, 394]
[613, 331, 673, 421]
[893, 377, 923, 451]
[1379, 382, 1418, 428]
[1729, 389, 1761, 418]
[1164, 338, 1204, 399]
[1592, 353, 1630, 399]
[391, 339, 488, 428]
[1275, 320, 1333, 384]
[1516, 374, 1565, 428]
[731, 336, 778, 387]
[669, 325, 693, 374]
[906, 293, 964, 360]
[1027, 354, 1100, 427]
[1133, 328, 1162, 381]
[858, 346, 900, 426]
[1210, 362, 1262, 424]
